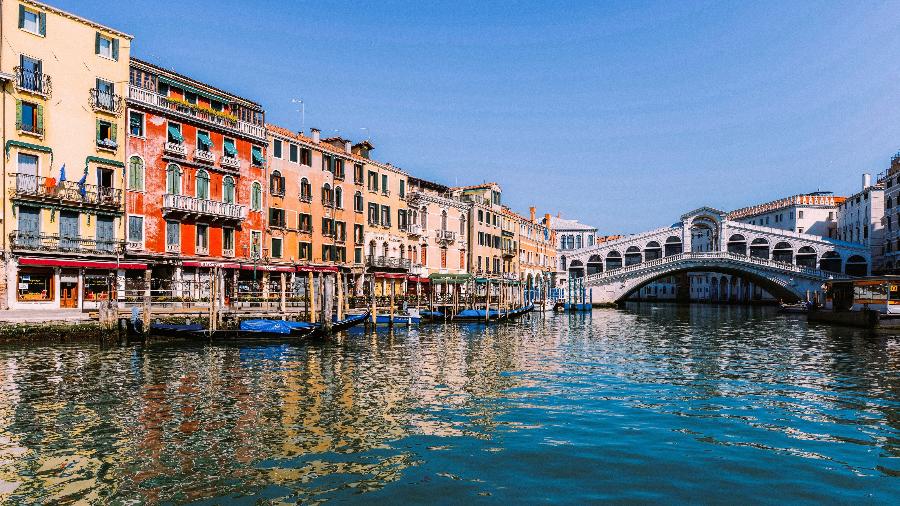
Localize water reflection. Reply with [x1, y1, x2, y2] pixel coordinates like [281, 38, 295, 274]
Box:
[0, 305, 898, 503]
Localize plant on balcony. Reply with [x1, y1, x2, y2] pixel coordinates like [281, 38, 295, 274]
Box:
[167, 96, 238, 122]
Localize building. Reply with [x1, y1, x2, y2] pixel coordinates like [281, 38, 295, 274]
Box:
[547, 214, 599, 288]
[124, 58, 267, 297]
[881, 156, 900, 272]
[451, 183, 504, 277]
[2, 1, 132, 309]
[835, 174, 883, 275]
[406, 176, 470, 280]
[517, 207, 557, 293]
[727, 192, 843, 237]
[500, 207, 521, 281]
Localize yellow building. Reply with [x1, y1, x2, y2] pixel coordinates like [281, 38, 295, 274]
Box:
[1, 1, 132, 309]
[517, 207, 557, 297]
[451, 183, 504, 278]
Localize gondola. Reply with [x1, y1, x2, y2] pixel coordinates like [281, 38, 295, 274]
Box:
[419, 310, 446, 322]
[453, 308, 501, 322]
[331, 311, 371, 332]
[506, 304, 535, 318]
[147, 322, 206, 337]
[778, 302, 809, 314]
[128, 311, 370, 341]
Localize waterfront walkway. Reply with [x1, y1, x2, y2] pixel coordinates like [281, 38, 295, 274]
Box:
[0, 309, 93, 324]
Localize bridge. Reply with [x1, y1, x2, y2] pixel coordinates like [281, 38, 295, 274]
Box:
[562, 207, 871, 304]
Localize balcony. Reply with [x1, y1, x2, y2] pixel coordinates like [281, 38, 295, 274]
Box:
[436, 229, 456, 245]
[221, 156, 240, 170]
[89, 89, 123, 115]
[128, 85, 266, 141]
[10, 231, 123, 256]
[196, 245, 209, 255]
[14, 67, 51, 97]
[407, 224, 423, 236]
[165, 142, 187, 157]
[298, 226, 313, 235]
[126, 240, 143, 251]
[194, 149, 215, 165]
[11, 174, 123, 210]
[502, 244, 516, 257]
[299, 194, 312, 203]
[223, 247, 235, 258]
[16, 119, 43, 137]
[166, 243, 180, 254]
[96, 138, 118, 152]
[366, 256, 411, 270]
[382, 189, 391, 197]
[322, 197, 335, 208]
[162, 194, 247, 221]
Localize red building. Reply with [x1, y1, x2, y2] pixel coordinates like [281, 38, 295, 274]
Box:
[125, 58, 267, 297]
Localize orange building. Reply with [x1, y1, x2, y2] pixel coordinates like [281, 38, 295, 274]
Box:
[516, 207, 557, 295]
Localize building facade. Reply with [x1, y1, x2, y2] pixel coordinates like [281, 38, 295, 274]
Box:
[517, 207, 557, 294]
[835, 174, 884, 274]
[452, 183, 504, 278]
[406, 176, 469, 279]
[2, 0, 132, 309]
[881, 157, 900, 272]
[548, 214, 599, 288]
[727, 193, 843, 237]
[124, 58, 267, 298]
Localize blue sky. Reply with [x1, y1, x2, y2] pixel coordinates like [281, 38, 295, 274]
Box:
[56, 0, 900, 233]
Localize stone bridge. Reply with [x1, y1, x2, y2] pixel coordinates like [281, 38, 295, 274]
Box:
[562, 207, 871, 304]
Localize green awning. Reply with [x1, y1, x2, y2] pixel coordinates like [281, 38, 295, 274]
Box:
[429, 273, 471, 284]
[224, 139, 237, 157]
[197, 132, 214, 150]
[167, 125, 184, 143]
[5, 140, 53, 166]
[475, 278, 491, 284]
[85, 156, 125, 168]
[251, 147, 264, 165]
[158, 76, 229, 105]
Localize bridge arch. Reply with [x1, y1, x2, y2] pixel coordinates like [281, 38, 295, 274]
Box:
[727, 234, 747, 255]
[587, 255, 603, 275]
[772, 241, 793, 263]
[796, 246, 817, 268]
[644, 241, 662, 260]
[749, 238, 769, 259]
[664, 236, 682, 256]
[820, 251, 841, 273]
[606, 251, 622, 270]
[845, 255, 868, 276]
[625, 246, 642, 266]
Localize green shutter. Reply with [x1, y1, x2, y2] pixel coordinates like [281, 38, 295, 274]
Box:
[110, 122, 117, 143]
[15, 100, 22, 129]
[112, 38, 119, 60]
[95, 32, 101, 54]
[96, 119, 101, 142]
[35, 104, 43, 133]
[38, 12, 46, 36]
[18, 5, 25, 29]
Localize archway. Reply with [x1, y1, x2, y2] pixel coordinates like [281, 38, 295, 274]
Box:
[710, 276, 719, 301]
[845, 255, 868, 276]
[719, 276, 729, 302]
[625, 246, 642, 266]
[690, 216, 719, 252]
[727, 234, 747, 255]
[820, 251, 841, 273]
[617, 265, 803, 304]
[772, 242, 792, 264]
[569, 260, 585, 279]
[606, 251, 622, 270]
[749, 238, 769, 259]
[664, 236, 683, 256]
[644, 241, 662, 260]
[796, 246, 816, 268]
[587, 255, 603, 275]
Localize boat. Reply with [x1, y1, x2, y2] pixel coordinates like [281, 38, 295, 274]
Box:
[331, 311, 371, 332]
[147, 322, 206, 337]
[419, 310, 446, 322]
[506, 304, 535, 318]
[778, 302, 809, 314]
[453, 308, 501, 322]
[373, 314, 421, 325]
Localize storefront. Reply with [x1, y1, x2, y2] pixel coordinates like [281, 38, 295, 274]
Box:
[10, 257, 147, 310]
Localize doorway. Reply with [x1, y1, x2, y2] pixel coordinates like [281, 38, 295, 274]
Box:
[60, 270, 78, 308]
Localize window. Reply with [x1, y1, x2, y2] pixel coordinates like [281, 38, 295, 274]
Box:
[300, 178, 312, 201]
[17, 269, 53, 301]
[251, 146, 264, 167]
[289, 143, 297, 162]
[196, 224, 208, 252]
[197, 130, 213, 152]
[223, 176, 236, 204]
[250, 231, 262, 258]
[269, 208, 286, 228]
[271, 238, 283, 258]
[274, 139, 283, 159]
[167, 122, 183, 144]
[323, 154, 334, 173]
[381, 205, 392, 227]
[381, 174, 388, 193]
[166, 221, 180, 248]
[354, 163, 364, 184]
[196, 170, 210, 199]
[223, 228, 234, 254]
[166, 164, 181, 194]
[335, 159, 345, 179]
[368, 203, 379, 225]
[354, 191, 363, 212]
[17, 100, 42, 134]
[299, 242, 312, 260]
[251, 181, 262, 210]
[478, 210, 484, 223]
[367, 171, 379, 191]
[270, 170, 285, 196]
[798, 210, 804, 219]
[399, 180, 406, 198]
[96, 119, 117, 149]
[128, 216, 144, 245]
[299, 213, 313, 233]
[300, 147, 312, 166]
[398, 209, 407, 230]
[223, 138, 237, 159]
[355, 247, 363, 264]
[19, 6, 45, 36]
[335, 186, 343, 208]
[354, 224, 364, 242]
[129, 111, 144, 137]
[95, 32, 118, 60]
[322, 183, 334, 206]
[322, 217, 335, 237]
[128, 156, 144, 190]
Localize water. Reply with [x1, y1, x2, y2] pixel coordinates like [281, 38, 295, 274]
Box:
[0, 305, 898, 504]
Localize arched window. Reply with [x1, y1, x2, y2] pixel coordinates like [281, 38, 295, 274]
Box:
[460, 215, 466, 236]
[222, 176, 235, 204]
[300, 178, 311, 201]
[421, 208, 428, 231]
[166, 164, 181, 195]
[251, 181, 262, 210]
[441, 210, 448, 231]
[322, 183, 333, 206]
[128, 156, 144, 191]
[196, 169, 210, 199]
[335, 186, 343, 209]
[354, 191, 363, 212]
[368, 240, 376, 258]
[270, 170, 284, 196]
[382, 242, 389, 258]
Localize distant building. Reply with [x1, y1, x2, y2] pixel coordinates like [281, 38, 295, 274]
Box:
[727, 192, 843, 237]
[835, 174, 884, 274]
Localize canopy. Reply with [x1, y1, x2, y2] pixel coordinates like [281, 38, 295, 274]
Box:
[167, 125, 184, 143]
[428, 273, 471, 284]
[197, 132, 214, 150]
[251, 148, 264, 165]
[223, 139, 237, 157]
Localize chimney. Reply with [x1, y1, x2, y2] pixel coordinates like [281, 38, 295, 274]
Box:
[545, 213, 551, 225]
[862, 173, 871, 190]
[344, 140, 352, 153]
[311, 128, 320, 144]
[529, 206, 536, 223]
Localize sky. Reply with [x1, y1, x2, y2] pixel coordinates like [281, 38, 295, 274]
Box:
[53, 0, 900, 233]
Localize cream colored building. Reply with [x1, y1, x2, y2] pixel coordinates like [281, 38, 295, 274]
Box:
[406, 176, 470, 278]
[451, 183, 504, 278]
[1, 1, 132, 309]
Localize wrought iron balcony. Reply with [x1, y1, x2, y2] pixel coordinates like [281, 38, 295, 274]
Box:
[89, 89, 124, 114]
[501, 244, 516, 257]
[14, 67, 51, 97]
[221, 156, 240, 170]
[10, 231, 123, 256]
[162, 194, 247, 221]
[126, 240, 143, 251]
[299, 193, 312, 203]
[436, 229, 456, 244]
[196, 245, 209, 255]
[223, 247, 235, 257]
[11, 174, 122, 209]
[407, 224, 423, 236]
[366, 255, 411, 270]
[165, 142, 187, 157]
[194, 149, 215, 164]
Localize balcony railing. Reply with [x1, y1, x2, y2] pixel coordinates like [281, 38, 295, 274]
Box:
[366, 256, 411, 270]
[196, 244, 209, 255]
[10, 231, 123, 255]
[194, 150, 215, 164]
[14, 67, 51, 96]
[436, 229, 456, 244]
[126, 240, 143, 251]
[165, 142, 187, 157]
[166, 243, 180, 254]
[407, 224, 423, 236]
[16, 119, 42, 136]
[223, 247, 235, 257]
[162, 194, 247, 221]
[322, 197, 335, 208]
[11, 174, 122, 208]
[128, 85, 266, 141]
[300, 193, 312, 203]
[221, 156, 240, 170]
[89, 89, 124, 114]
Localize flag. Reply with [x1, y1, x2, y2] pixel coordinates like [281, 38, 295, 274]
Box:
[57, 164, 66, 187]
[78, 171, 87, 198]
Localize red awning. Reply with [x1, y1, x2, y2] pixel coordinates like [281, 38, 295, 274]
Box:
[297, 265, 340, 273]
[375, 272, 407, 279]
[239, 264, 294, 272]
[18, 258, 147, 270]
[182, 261, 241, 269]
[407, 276, 430, 283]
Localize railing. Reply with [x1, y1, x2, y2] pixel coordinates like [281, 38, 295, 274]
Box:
[366, 256, 412, 270]
[583, 251, 852, 284]
[166, 243, 180, 254]
[11, 174, 122, 208]
[194, 150, 215, 164]
[436, 229, 456, 244]
[128, 85, 265, 140]
[382, 189, 391, 196]
[221, 156, 240, 170]
[89, 89, 124, 114]
[14, 67, 51, 96]
[322, 197, 334, 208]
[407, 224, 423, 236]
[501, 244, 516, 256]
[196, 245, 209, 255]
[223, 247, 235, 257]
[10, 231, 123, 255]
[300, 193, 312, 203]
[16, 119, 42, 136]
[162, 194, 247, 220]
[127, 240, 143, 251]
[165, 142, 187, 156]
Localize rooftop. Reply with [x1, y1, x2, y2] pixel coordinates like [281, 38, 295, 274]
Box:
[547, 215, 598, 232]
[727, 194, 847, 220]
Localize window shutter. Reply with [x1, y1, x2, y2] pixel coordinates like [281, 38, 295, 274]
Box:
[95, 32, 101, 54]
[18, 5, 25, 29]
[110, 123, 117, 143]
[96, 119, 101, 142]
[15, 100, 22, 128]
[36, 104, 43, 133]
[38, 12, 46, 36]
[112, 38, 119, 60]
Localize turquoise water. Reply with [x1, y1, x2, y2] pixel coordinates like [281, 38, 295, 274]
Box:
[0, 305, 898, 504]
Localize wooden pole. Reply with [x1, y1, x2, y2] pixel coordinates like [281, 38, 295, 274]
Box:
[209, 267, 217, 331]
[389, 277, 395, 327]
[279, 271, 286, 316]
[142, 268, 151, 334]
[308, 271, 316, 323]
[336, 271, 344, 321]
[370, 275, 377, 325]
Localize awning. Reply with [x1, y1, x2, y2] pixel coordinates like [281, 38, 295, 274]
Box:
[158, 75, 229, 105]
[182, 261, 240, 269]
[407, 276, 431, 283]
[18, 258, 147, 270]
[240, 264, 294, 272]
[197, 132, 214, 150]
[251, 148, 264, 165]
[375, 272, 406, 279]
[167, 125, 184, 143]
[428, 273, 471, 284]
[223, 139, 237, 157]
[297, 265, 339, 273]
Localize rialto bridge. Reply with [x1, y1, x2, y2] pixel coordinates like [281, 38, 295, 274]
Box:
[562, 207, 871, 304]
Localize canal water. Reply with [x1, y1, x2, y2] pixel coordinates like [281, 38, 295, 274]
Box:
[0, 305, 898, 504]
